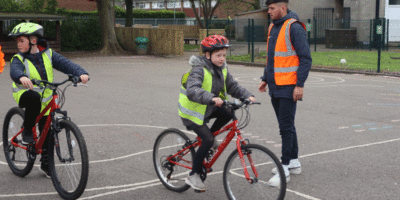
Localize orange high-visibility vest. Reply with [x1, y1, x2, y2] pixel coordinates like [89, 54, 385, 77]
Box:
[267, 19, 306, 86]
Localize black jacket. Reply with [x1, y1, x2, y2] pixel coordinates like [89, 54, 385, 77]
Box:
[261, 10, 312, 99]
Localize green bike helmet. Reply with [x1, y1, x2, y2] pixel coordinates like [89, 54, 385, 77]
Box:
[8, 22, 44, 38]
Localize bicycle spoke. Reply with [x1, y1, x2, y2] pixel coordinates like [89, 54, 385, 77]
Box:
[223, 144, 286, 200]
[50, 120, 88, 199]
[153, 129, 195, 192]
[3, 107, 35, 177]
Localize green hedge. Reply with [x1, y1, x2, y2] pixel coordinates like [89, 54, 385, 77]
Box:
[59, 17, 101, 51]
[55, 6, 186, 18]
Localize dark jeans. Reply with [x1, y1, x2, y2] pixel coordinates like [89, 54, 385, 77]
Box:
[188, 107, 233, 175]
[271, 97, 298, 165]
[19, 90, 50, 158]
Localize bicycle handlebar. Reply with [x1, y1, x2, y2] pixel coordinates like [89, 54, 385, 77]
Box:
[32, 75, 83, 88]
[209, 98, 261, 108]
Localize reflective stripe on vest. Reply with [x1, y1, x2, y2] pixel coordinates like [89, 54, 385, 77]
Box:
[266, 19, 306, 86]
[11, 49, 54, 113]
[178, 67, 228, 126]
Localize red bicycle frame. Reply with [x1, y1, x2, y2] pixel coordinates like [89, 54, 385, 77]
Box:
[167, 119, 259, 182]
[10, 94, 60, 154]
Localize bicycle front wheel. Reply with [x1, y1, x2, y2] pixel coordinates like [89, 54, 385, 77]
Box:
[223, 144, 286, 200]
[153, 128, 195, 192]
[2, 107, 35, 177]
[48, 120, 89, 200]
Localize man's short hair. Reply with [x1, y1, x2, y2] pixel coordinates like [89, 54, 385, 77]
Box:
[265, 0, 288, 6]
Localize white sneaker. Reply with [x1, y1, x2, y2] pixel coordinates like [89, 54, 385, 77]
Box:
[271, 159, 301, 175]
[268, 165, 290, 187]
[185, 173, 206, 190]
[212, 139, 219, 151]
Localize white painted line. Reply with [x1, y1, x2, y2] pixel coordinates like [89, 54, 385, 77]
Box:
[2, 125, 400, 199]
[286, 189, 321, 200]
[300, 137, 400, 159]
[0, 124, 196, 166]
[0, 191, 58, 198]
[79, 182, 163, 200]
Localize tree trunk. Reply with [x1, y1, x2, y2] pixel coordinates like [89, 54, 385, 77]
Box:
[125, 0, 133, 27]
[189, 0, 204, 28]
[96, 0, 125, 55]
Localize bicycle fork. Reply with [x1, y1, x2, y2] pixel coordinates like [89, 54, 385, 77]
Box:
[53, 129, 75, 163]
[236, 135, 259, 184]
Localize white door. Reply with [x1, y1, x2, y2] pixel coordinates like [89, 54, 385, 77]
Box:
[385, 0, 400, 41]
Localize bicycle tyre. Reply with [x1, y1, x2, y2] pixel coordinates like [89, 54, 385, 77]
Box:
[153, 128, 195, 192]
[223, 144, 286, 200]
[2, 107, 35, 177]
[48, 120, 89, 200]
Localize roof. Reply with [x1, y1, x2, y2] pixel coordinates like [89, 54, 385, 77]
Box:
[235, 8, 268, 16]
[0, 12, 67, 20]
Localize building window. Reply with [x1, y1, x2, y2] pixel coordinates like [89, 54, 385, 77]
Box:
[168, 2, 175, 8]
[158, 2, 165, 8]
[139, 3, 145, 9]
[145, 3, 150, 9]
[389, 0, 400, 5]
[183, 1, 191, 8]
[167, 2, 181, 8]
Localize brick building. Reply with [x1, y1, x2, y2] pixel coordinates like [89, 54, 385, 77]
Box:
[56, 0, 97, 11]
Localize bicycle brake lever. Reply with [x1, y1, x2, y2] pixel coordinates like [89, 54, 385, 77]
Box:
[77, 83, 88, 87]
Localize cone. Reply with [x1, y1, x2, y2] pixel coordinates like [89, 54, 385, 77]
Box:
[0, 45, 5, 73]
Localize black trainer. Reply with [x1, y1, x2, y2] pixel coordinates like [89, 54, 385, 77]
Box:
[39, 157, 51, 179]
[21, 129, 34, 145]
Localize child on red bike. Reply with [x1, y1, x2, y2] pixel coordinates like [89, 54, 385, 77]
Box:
[8, 22, 89, 178]
[179, 35, 255, 191]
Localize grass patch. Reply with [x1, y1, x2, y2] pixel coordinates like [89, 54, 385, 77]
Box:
[227, 51, 400, 72]
[184, 44, 200, 51]
[227, 51, 267, 63]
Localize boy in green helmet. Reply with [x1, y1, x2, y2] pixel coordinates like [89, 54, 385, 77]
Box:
[9, 22, 90, 178]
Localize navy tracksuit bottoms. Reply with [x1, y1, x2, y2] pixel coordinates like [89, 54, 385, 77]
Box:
[271, 97, 298, 165]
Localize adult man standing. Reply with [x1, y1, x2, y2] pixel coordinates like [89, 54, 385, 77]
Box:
[258, 0, 312, 187]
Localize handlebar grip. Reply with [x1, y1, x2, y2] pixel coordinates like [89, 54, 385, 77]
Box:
[71, 76, 81, 83]
[31, 79, 39, 85]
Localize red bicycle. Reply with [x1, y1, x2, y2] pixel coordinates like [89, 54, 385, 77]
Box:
[153, 99, 286, 200]
[2, 76, 89, 200]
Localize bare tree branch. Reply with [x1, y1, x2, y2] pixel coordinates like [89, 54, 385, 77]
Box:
[189, 0, 204, 28]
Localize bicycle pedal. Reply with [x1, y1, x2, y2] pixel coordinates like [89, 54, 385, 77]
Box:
[194, 189, 206, 193]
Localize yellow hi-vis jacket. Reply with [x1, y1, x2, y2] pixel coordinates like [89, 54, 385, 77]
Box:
[178, 67, 227, 125]
[267, 18, 306, 86]
[11, 49, 54, 115]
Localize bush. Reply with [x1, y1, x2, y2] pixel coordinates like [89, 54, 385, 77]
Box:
[55, 7, 186, 19]
[60, 17, 101, 51]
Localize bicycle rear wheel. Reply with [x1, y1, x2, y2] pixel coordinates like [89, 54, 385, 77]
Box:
[2, 107, 35, 177]
[153, 128, 195, 192]
[223, 144, 286, 200]
[48, 120, 89, 200]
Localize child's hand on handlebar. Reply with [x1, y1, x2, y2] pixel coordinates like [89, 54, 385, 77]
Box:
[79, 74, 89, 84]
[248, 96, 256, 103]
[212, 97, 224, 107]
[19, 77, 33, 90]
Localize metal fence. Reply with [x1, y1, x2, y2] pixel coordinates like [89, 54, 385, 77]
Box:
[226, 18, 400, 74]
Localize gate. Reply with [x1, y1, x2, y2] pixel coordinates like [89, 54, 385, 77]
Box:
[313, 8, 334, 43]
